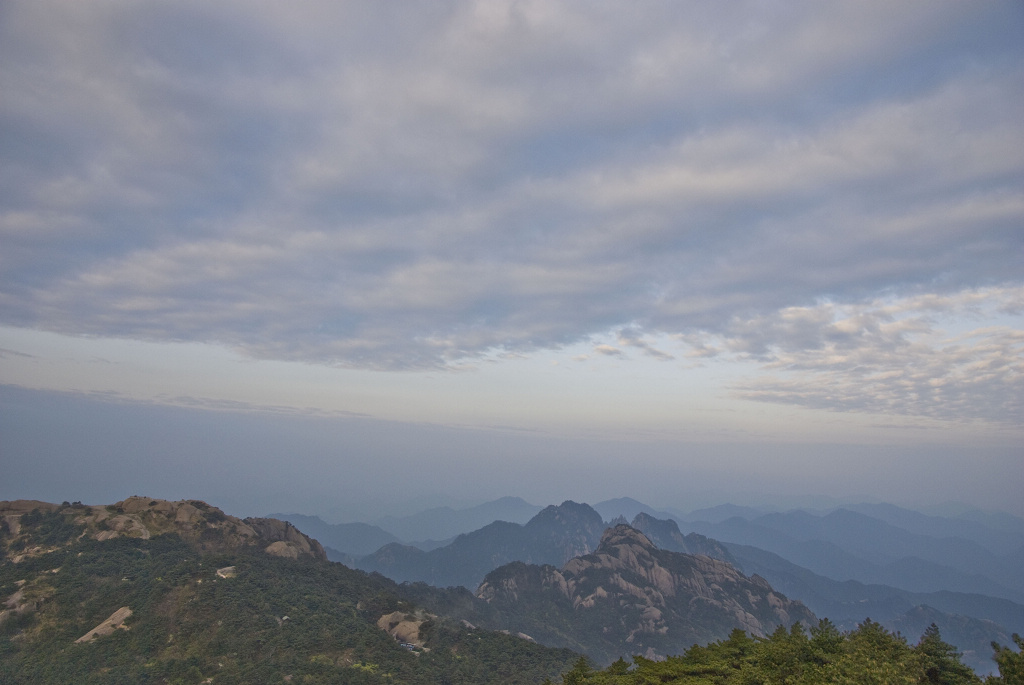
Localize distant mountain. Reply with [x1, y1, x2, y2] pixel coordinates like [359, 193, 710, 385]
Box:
[724, 540, 1023, 676]
[373, 496, 542, 542]
[628, 512, 736, 563]
[356, 501, 605, 589]
[470, 525, 816, 664]
[726, 541, 1024, 632]
[888, 605, 1013, 676]
[840, 502, 1024, 554]
[676, 503, 773, 523]
[684, 511, 1024, 603]
[756, 508, 1020, 583]
[591, 497, 676, 522]
[953, 507, 1024, 537]
[266, 512, 400, 556]
[0, 497, 579, 683]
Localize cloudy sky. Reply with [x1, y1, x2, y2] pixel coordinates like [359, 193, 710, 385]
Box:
[1, 1, 1022, 519]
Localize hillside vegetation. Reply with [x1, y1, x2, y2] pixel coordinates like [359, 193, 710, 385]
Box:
[0, 499, 577, 684]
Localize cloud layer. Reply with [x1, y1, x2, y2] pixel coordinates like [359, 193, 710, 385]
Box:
[2, 1, 1022, 422]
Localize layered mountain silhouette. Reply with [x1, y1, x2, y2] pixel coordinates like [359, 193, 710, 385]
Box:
[685, 509, 1024, 602]
[265, 512, 400, 557]
[355, 500, 607, 588]
[372, 496, 543, 543]
[355, 496, 1023, 675]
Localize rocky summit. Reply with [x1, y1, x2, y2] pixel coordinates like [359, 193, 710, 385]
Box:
[476, 524, 816, 662]
[0, 496, 326, 561]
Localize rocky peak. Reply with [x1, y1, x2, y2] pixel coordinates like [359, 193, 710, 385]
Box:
[0, 497, 326, 561]
[629, 512, 736, 564]
[597, 523, 658, 552]
[513, 500, 606, 566]
[526, 501, 604, 531]
[476, 523, 816, 662]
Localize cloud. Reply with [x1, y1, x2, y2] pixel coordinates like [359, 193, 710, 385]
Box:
[0, 347, 35, 359]
[616, 329, 674, 361]
[593, 344, 622, 357]
[1, 1, 1021, 422]
[711, 287, 1024, 424]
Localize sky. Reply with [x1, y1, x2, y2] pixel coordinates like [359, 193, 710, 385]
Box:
[1, 1, 1022, 520]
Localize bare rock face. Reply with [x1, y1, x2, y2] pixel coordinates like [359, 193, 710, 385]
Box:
[477, 524, 816, 662]
[75, 607, 133, 643]
[0, 498, 327, 562]
[245, 517, 326, 560]
[377, 610, 433, 647]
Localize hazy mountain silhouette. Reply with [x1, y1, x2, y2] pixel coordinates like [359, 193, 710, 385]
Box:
[356, 501, 605, 589]
[266, 512, 400, 556]
[372, 496, 542, 542]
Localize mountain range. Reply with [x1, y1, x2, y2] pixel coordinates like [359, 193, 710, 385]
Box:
[4, 493, 1016, 679]
[1, 495, 833, 681]
[372, 496, 543, 543]
[286, 495, 1024, 676]
[683, 509, 1024, 602]
[355, 500, 607, 589]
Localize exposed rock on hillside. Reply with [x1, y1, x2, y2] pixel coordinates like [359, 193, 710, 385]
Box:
[0, 497, 579, 684]
[377, 610, 434, 648]
[0, 497, 326, 562]
[476, 525, 816, 662]
[75, 607, 132, 643]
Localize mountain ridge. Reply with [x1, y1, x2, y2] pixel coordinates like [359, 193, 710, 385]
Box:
[355, 500, 606, 589]
[0, 497, 579, 683]
[470, 524, 817, 663]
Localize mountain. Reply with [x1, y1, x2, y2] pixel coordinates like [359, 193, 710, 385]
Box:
[628, 512, 736, 563]
[0, 496, 327, 561]
[754, 508, 1022, 593]
[265, 512, 400, 556]
[356, 501, 606, 589]
[674, 503, 773, 523]
[591, 497, 677, 523]
[0, 498, 579, 684]
[373, 496, 542, 542]
[841, 502, 1024, 554]
[887, 604, 1014, 676]
[470, 525, 817, 664]
[727, 540, 1024, 631]
[724, 540, 1024, 676]
[684, 511, 1024, 602]
[604, 510, 1015, 672]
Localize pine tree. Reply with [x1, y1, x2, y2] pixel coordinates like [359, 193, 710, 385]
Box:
[915, 623, 980, 685]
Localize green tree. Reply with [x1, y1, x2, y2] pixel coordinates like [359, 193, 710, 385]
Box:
[987, 634, 1024, 685]
[563, 656, 594, 685]
[915, 623, 980, 685]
